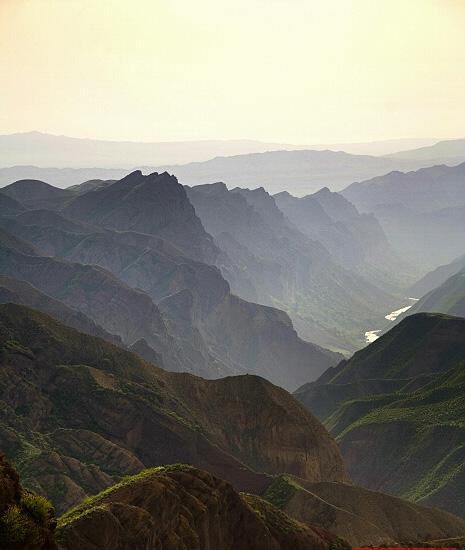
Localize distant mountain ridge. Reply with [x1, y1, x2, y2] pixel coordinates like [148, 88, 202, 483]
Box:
[159, 149, 429, 195]
[0, 131, 310, 168]
[186, 182, 399, 353]
[0, 174, 340, 389]
[342, 162, 465, 269]
[386, 138, 465, 164]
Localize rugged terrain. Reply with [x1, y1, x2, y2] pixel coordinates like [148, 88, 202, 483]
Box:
[187, 182, 397, 353]
[295, 312, 465, 517]
[0, 303, 347, 515]
[56, 465, 344, 550]
[0, 173, 341, 390]
[263, 474, 465, 547]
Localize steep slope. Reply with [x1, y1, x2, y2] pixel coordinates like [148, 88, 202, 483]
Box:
[263, 475, 465, 546]
[0, 303, 347, 514]
[63, 170, 219, 264]
[0, 192, 27, 218]
[294, 313, 465, 517]
[405, 268, 465, 319]
[56, 465, 343, 550]
[371, 202, 465, 268]
[0, 212, 339, 389]
[187, 182, 397, 353]
[1, 175, 341, 388]
[0, 238, 191, 368]
[0, 454, 58, 549]
[158, 149, 421, 195]
[0, 275, 123, 347]
[410, 253, 465, 297]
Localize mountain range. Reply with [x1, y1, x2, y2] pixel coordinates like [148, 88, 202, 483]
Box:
[2, 303, 465, 549]
[1, 146, 465, 546]
[186, 182, 404, 353]
[342, 162, 465, 269]
[0, 173, 344, 389]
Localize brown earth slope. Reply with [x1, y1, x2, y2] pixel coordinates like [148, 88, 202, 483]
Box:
[263, 475, 465, 547]
[0, 303, 347, 515]
[56, 465, 346, 550]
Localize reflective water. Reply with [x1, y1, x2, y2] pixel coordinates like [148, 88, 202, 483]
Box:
[364, 298, 419, 344]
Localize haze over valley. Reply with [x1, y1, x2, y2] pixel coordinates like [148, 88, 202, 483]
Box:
[1, 1, 465, 548]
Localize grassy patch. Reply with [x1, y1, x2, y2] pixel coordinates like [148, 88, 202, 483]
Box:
[58, 463, 193, 528]
[262, 475, 302, 509]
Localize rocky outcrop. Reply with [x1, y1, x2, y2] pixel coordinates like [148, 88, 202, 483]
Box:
[164, 373, 348, 484]
[56, 465, 346, 550]
[64, 170, 219, 264]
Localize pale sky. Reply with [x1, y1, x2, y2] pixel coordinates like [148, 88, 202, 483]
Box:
[1, 0, 465, 143]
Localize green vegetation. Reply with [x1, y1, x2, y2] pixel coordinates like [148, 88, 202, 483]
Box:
[58, 464, 193, 528]
[0, 490, 55, 548]
[2, 339, 34, 358]
[262, 475, 302, 509]
[0, 505, 29, 544]
[243, 492, 307, 535]
[20, 490, 54, 525]
[296, 313, 465, 518]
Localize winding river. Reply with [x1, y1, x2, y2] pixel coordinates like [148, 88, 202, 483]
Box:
[364, 298, 419, 344]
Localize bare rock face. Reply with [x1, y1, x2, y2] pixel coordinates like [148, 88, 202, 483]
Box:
[56, 465, 346, 550]
[164, 372, 349, 484]
[0, 454, 58, 549]
[64, 170, 219, 265]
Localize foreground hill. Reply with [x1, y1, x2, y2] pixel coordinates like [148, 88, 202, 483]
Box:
[0, 303, 347, 514]
[56, 465, 343, 550]
[3, 305, 465, 544]
[294, 312, 465, 517]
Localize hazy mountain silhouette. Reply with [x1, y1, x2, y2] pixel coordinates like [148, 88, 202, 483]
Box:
[187, 182, 398, 353]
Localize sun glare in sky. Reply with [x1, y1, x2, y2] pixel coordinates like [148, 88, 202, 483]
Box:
[1, 0, 465, 143]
